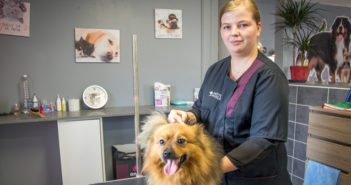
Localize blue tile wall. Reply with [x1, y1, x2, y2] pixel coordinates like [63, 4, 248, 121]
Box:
[292, 159, 305, 179]
[296, 87, 328, 106]
[289, 86, 297, 103]
[295, 124, 308, 143]
[287, 156, 293, 173]
[295, 105, 309, 124]
[293, 141, 306, 161]
[286, 139, 294, 156]
[289, 104, 296, 121]
[287, 84, 351, 184]
[288, 121, 295, 139]
[291, 175, 304, 185]
[329, 89, 350, 102]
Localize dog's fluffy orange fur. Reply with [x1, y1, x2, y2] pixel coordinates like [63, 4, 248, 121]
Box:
[137, 112, 223, 185]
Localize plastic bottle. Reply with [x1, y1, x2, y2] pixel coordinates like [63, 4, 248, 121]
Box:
[40, 99, 48, 113]
[61, 97, 66, 112]
[194, 88, 200, 102]
[33, 93, 39, 109]
[49, 102, 54, 112]
[21, 74, 33, 114]
[13, 103, 20, 116]
[56, 94, 62, 111]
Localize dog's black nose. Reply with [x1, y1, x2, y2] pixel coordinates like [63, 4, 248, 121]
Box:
[106, 52, 113, 60]
[163, 150, 171, 159]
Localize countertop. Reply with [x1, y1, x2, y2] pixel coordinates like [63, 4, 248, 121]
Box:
[289, 81, 351, 89]
[0, 105, 192, 125]
[310, 106, 351, 117]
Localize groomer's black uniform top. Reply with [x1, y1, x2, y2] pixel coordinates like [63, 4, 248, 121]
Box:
[189, 52, 292, 185]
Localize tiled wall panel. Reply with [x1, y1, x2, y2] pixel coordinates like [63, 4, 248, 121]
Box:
[287, 84, 350, 185]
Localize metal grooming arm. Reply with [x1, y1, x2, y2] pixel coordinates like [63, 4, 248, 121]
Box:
[132, 34, 142, 177]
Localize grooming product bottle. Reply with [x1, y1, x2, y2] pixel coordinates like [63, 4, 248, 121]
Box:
[61, 97, 66, 111]
[13, 103, 20, 116]
[20, 74, 33, 114]
[56, 94, 62, 111]
[33, 93, 39, 109]
[50, 102, 54, 112]
[194, 88, 200, 102]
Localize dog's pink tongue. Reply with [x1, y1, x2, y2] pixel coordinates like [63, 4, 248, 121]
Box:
[164, 159, 178, 176]
[338, 35, 343, 41]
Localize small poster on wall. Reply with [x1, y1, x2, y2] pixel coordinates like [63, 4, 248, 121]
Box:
[306, 16, 351, 83]
[155, 9, 182, 39]
[0, 0, 30, 37]
[75, 28, 120, 63]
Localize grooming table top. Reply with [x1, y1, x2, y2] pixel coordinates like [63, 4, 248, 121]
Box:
[92, 177, 147, 185]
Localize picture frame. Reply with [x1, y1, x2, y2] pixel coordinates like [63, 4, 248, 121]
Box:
[75, 28, 120, 63]
[155, 9, 182, 39]
[0, 1, 30, 37]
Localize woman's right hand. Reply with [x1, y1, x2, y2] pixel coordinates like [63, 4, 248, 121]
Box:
[168, 109, 188, 124]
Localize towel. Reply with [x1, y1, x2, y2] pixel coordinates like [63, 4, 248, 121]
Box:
[304, 160, 340, 185]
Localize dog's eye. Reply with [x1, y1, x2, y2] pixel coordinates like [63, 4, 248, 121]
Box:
[108, 39, 113, 45]
[177, 138, 185, 144]
[159, 139, 165, 145]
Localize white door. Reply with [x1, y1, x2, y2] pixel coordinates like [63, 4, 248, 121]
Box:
[58, 119, 105, 185]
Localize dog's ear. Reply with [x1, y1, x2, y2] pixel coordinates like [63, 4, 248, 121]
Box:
[81, 40, 94, 56]
[346, 18, 351, 31]
[332, 18, 341, 34]
[75, 38, 84, 50]
[85, 31, 105, 44]
[137, 111, 168, 146]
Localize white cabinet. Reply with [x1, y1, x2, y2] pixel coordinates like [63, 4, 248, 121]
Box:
[58, 119, 105, 185]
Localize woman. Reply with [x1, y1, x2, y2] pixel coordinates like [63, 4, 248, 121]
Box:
[168, 0, 292, 184]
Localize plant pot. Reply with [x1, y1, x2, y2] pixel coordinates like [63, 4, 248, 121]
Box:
[290, 66, 308, 81]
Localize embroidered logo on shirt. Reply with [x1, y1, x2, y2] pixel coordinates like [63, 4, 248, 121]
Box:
[209, 91, 221, 101]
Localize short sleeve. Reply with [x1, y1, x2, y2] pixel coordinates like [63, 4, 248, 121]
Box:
[250, 71, 289, 141]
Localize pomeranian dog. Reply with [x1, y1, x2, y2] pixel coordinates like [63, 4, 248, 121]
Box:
[137, 112, 223, 185]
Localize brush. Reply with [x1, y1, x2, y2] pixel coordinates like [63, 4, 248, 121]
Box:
[30, 108, 45, 118]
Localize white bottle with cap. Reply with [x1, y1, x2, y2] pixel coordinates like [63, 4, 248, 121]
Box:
[56, 94, 62, 111]
[33, 93, 39, 109]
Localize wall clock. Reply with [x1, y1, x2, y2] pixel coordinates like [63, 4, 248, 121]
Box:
[82, 85, 108, 109]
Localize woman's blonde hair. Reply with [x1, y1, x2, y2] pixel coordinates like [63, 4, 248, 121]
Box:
[219, 0, 261, 25]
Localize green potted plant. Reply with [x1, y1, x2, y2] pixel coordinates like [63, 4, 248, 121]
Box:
[275, 0, 322, 81]
[286, 29, 317, 80]
[287, 29, 313, 62]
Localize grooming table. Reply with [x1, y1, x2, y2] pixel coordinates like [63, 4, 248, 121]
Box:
[92, 177, 147, 185]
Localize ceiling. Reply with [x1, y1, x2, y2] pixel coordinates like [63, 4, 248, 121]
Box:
[310, 0, 351, 8]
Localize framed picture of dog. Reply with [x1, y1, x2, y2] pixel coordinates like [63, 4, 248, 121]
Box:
[307, 16, 351, 83]
[0, 1, 30, 37]
[75, 28, 120, 63]
[155, 9, 182, 39]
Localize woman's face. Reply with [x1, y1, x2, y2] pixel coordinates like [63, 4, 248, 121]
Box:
[220, 5, 261, 56]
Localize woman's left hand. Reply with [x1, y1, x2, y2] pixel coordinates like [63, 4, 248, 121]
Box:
[168, 109, 188, 124]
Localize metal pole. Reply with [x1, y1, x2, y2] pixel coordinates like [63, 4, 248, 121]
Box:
[132, 34, 142, 176]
